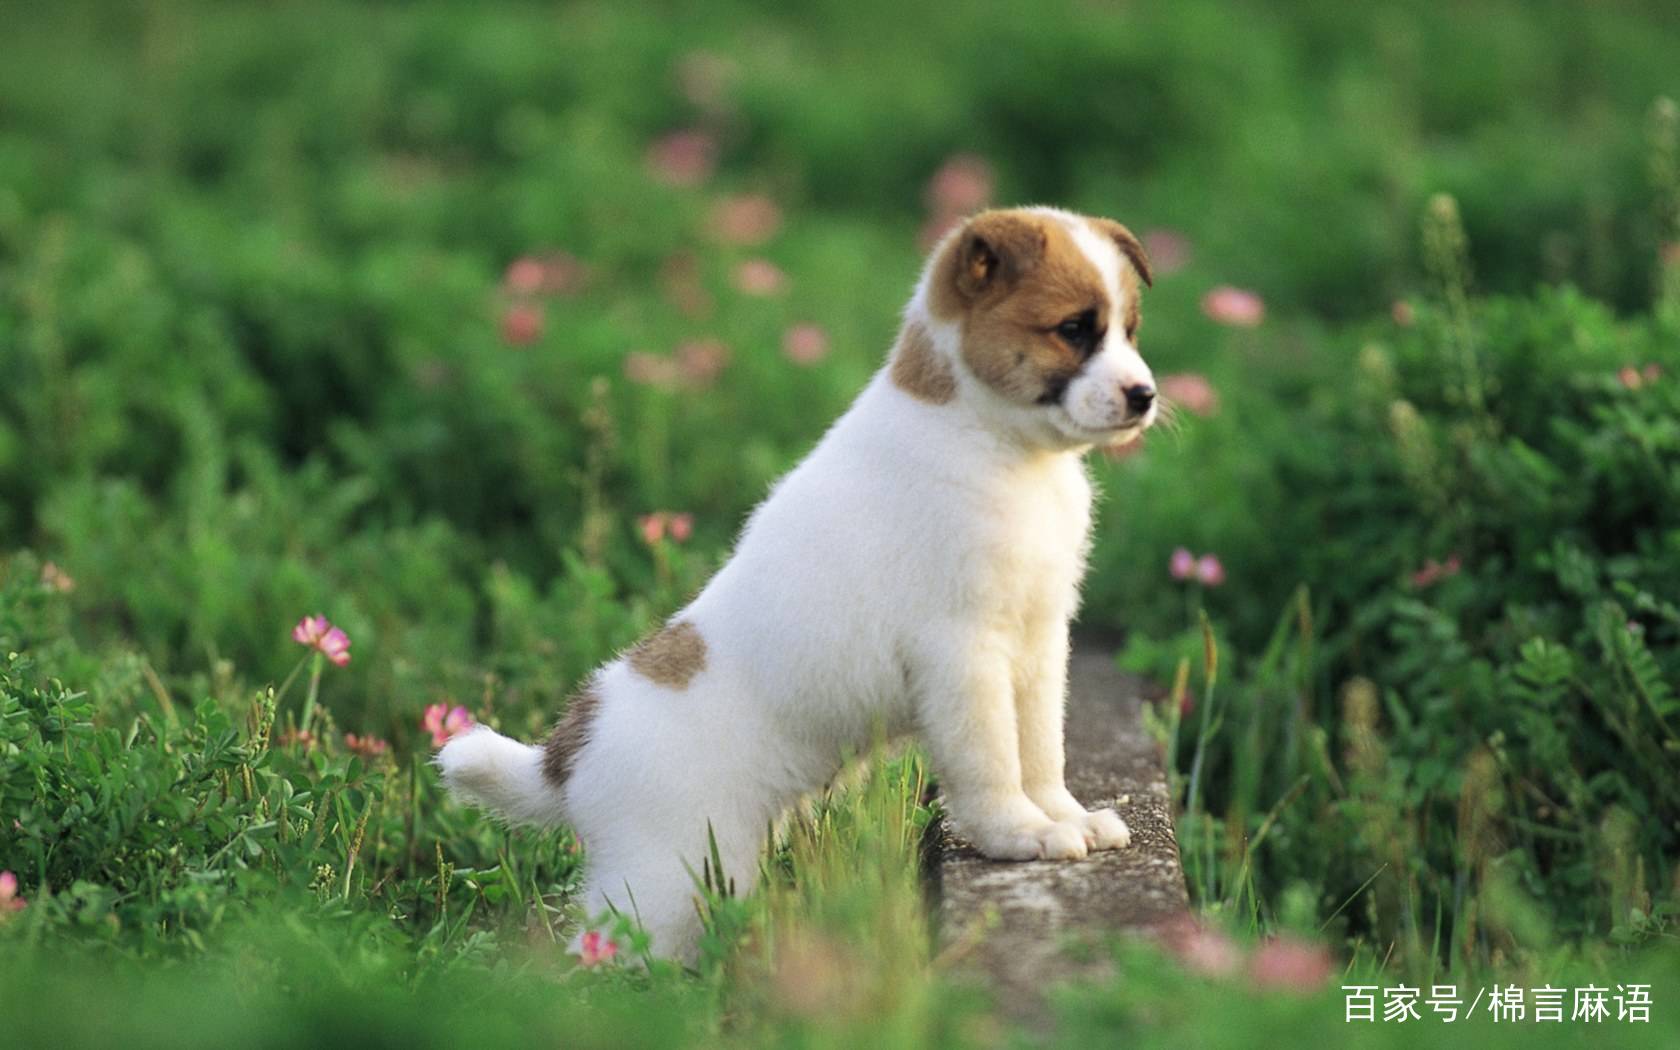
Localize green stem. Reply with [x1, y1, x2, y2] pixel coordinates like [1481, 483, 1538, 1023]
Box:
[299, 653, 324, 734]
[273, 654, 311, 707]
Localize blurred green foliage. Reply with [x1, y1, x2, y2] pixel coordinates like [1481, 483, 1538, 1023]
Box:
[2, 0, 1678, 1045]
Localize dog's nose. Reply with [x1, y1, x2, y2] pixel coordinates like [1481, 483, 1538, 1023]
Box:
[1123, 384, 1156, 415]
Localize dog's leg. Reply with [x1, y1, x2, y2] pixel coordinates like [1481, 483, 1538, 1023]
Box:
[915, 630, 1088, 861]
[1014, 617, 1131, 851]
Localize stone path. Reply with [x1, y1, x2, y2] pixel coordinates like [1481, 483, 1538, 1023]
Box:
[932, 646, 1188, 1018]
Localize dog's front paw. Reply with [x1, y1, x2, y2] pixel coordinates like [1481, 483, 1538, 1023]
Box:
[1078, 807, 1132, 851]
[971, 818, 1090, 861]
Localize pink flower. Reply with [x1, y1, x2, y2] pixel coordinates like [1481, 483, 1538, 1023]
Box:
[646, 129, 717, 187]
[1141, 229, 1192, 276]
[0, 870, 26, 914]
[1169, 547, 1197, 580]
[1201, 285, 1265, 328]
[504, 256, 546, 295]
[279, 727, 317, 750]
[1247, 937, 1335, 992]
[732, 258, 788, 297]
[422, 703, 474, 748]
[707, 194, 782, 246]
[40, 561, 75, 593]
[343, 733, 389, 758]
[624, 351, 680, 388]
[1159, 917, 1241, 977]
[781, 323, 831, 365]
[1195, 554, 1226, 587]
[1410, 554, 1462, 589]
[638, 512, 694, 546]
[1619, 363, 1663, 389]
[500, 303, 544, 347]
[578, 930, 618, 967]
[638, 513, 666, 546]
[676, 338, 731, 385]
[925, 154, 994, 217]
[1391, 300, 1416, 327]
[1662, 241, 1680, 267]
[1158, 373, 1219, 417]
[514, 251, 587, 296]
[292, 615, 352, 667]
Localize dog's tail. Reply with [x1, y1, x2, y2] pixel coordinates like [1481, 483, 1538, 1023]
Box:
[436, 726, 565, 827]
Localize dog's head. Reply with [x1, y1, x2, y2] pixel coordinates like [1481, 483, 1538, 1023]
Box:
[910, 206, 1156, 451]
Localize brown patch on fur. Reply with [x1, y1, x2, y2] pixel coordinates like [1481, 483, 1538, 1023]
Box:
[542, 679, 602, 786]
[627, 619, 707, 688]
[1087, 217, 1154, 289]
[929, 210, 1110, 404]
[889, 321, 956, 404]
[1119, 266, 1142, 341]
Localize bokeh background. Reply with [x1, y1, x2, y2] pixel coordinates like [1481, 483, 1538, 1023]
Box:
[2, 2, 1677, 1046]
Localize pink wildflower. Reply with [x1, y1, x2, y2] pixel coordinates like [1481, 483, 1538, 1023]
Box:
[292, 615, 352, 667]
[638, 512, 694, 546]
[624, 351, 680, 388]
[422, 704, 474, 748]
[1158, 373, 1219, 417]
[1391, 300, 1416, 327]
[638, 513, 666, 546]
[707, 194, 782, 246]
[1620, 363, 1663, 389]
[1247, 937, 1335, 992]
[1169, 547, 1197, 580]
[1201, 285, 1265, 328]
[1195, 554, 1226, 587]
[1662, 241, 1680, 267]
[578, 930, 618, 967]
[924, 154, 994, 217]
[500, 303, 544, 347]
[646, 129, 717, 187]
[1159, 917, 1241, 977]
[504, 256, 546, 295]
[40, 561, 75, 593]
[278, 727, 317, 750]
[1410, 554, 1462, 589]
[781, 323, 831, 365]
[732, 258, 788, 297]
[0, 871, 26, 914]
[1141, 229, 1192, 276]
[343, 733, 390, 758]
[676, 338, 731, 385]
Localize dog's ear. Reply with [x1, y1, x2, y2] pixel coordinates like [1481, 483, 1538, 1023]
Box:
[1089, 218, 1153, 288]
[944, 211, 1048, 303]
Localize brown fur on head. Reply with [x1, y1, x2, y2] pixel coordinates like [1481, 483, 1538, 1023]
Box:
[919, 208, 1156, 441]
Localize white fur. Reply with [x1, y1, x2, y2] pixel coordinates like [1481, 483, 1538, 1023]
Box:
[439, 207, 1146, 962]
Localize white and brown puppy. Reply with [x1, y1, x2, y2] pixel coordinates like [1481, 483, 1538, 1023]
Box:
[439, 206, 1157, 961]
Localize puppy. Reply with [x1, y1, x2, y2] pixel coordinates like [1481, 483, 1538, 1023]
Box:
[439, 206, 1157, 962]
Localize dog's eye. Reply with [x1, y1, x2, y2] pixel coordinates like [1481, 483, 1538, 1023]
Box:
[1055, 311, 1100, 353]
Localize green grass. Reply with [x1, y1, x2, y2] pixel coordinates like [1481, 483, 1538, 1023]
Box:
[2, 0, 1678, 1045]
